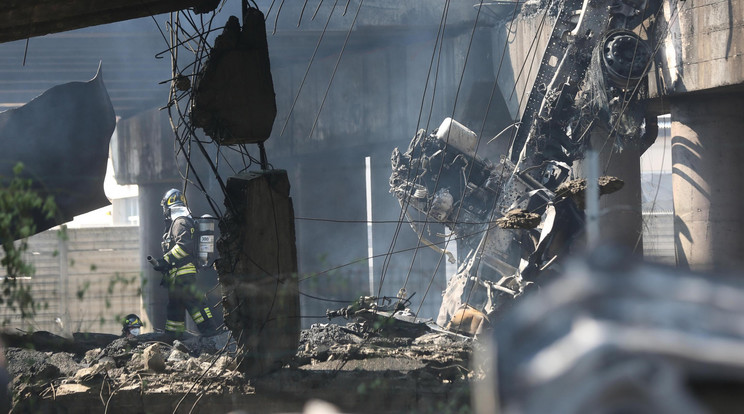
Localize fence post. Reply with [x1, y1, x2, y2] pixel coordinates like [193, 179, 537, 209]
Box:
[58, 229, 71, 338]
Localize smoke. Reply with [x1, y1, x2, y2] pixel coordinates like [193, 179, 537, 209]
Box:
[240, 1, 515, 324]
[0, 1, 517, 327]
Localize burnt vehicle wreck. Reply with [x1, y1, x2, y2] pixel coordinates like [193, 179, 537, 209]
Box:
[389, 118, 589, 333]
[388, 0, 660, 333]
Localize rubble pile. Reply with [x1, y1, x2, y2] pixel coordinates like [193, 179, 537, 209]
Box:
[7, 332, 249, 413]
[296, 323, 474, 380]
[5, 324, 475, 413]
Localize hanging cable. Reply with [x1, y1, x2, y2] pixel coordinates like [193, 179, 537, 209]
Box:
[307, 0, 365, 140]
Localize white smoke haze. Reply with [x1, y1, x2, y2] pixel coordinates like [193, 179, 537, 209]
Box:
[0, 1, 516, 326]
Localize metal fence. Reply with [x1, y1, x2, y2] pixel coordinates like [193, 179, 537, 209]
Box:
[0, 226, 142, 335]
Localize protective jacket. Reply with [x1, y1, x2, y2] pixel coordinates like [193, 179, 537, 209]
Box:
[160, 214, 216, 336]
[161, 215, 197, 280]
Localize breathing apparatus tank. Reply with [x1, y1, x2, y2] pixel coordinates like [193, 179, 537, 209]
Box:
[195, 214, 217, 268]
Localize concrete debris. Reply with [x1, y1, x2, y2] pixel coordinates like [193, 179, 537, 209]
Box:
[143, 343, 166, 372]
[5, 324, 472, 413]
[6, 348, 61, 384]
[167, 348, 190, 363]
[216, 170, 300, 377]
[495, 208, 541, 229]
[296, 323, 473, 381]
[72, 364, 104, 382]
[554, 176, 625, 209]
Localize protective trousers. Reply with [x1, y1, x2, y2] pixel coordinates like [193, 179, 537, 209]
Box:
[164, 272, 217, 336]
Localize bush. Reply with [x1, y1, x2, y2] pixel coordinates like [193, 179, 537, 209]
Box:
[0, 163, 58, 321]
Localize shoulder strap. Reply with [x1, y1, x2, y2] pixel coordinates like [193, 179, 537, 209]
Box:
[171, 215, 195, 229]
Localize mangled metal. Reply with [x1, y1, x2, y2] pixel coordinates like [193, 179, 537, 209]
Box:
[510, 0, 659, 166]
[324, 292, 493, 339]
[326, 295, 433, 338]
[391, 118, 583, 328]
[390, 0, 659, 330]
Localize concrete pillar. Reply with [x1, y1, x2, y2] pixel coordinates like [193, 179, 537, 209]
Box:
[216, 170, 300, 376]
[575, 128, 644, 253]
[113, 108, 183, 332]
[138, 183, 178, 331]
[670, 93, 744, 272]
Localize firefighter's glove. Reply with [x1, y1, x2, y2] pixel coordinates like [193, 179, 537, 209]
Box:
[152, 258, 172, 272]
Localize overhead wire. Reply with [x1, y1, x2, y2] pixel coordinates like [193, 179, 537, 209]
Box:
[381, 0, 550, 319]
[413, 0, 533, 319]
[274, 0, 286, 34]
[158, 5, 242, 218]
[375, 0, 452, 301]
[307, 0, 365, 140]
[295, 216, 510, 225]
[423, 4, 449, 132]
[298, 0, 311, 26]
[278, 0, 341, 137]
[153, 0, 682, 334]
[300, 219, 518, 284]
[436, 4, 559, 326]
[400, 0, 488, 303]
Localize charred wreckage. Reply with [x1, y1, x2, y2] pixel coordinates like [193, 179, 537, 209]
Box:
[7, 0, 744, 412]
[381, 0, 661, 335]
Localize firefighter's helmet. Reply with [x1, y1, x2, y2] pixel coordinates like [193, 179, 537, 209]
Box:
[122, 314, 143, 337]
[161, 188, 187, 216]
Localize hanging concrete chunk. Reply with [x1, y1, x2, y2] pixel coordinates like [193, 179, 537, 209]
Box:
[191, 9, 277, 145]
[555, 176, 625, 209]
[495, 209, 542, 230]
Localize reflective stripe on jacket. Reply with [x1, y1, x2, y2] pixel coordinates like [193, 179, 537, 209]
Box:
[162, 216, 197, 278]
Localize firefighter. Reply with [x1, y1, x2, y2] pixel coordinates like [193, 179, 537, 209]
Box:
[150, 188, 218, 339]
[121, 314, 143, 338]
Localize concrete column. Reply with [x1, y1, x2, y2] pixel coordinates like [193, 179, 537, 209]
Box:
[138, 183, 178, 331]
[217, 170, 300, 376]
[113, 108, 184, 332]
[576, 128, 644, 253]
[670, 93, 744, 272]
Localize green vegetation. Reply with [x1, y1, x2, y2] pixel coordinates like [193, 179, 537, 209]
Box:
[0, 163, 144, 333]
[0, 163, 58, 324]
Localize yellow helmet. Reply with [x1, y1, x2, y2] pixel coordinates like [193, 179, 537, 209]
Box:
[161, 188, 187, 215]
